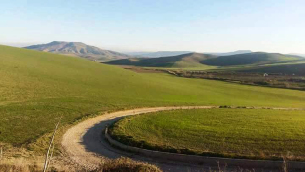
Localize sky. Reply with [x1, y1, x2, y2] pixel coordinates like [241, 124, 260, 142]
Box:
[1, 0, 305, 53]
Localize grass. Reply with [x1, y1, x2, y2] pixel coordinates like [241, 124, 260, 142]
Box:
[1, 45, 305, 149]
[106, 53, 216, 68]
[0, 157, 161, 172]
[203, 52, 303, 66]
[207, 61, 305, 72]
[110, 108, 305, 161]
[172, 70, 305, 91]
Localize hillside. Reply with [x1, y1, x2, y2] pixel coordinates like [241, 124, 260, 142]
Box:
[25, 41, 131, 61]
[127, 50, 253, 58]
[1, 45, 305, 146]
[106, 53, 217, 68]
[107, 52, 304, 69]
[203, 52, 304, 66]
[238, 62, 305, 75]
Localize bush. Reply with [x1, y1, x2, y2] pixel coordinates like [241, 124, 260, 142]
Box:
[96, 158, 162, 172]
[219, 105, 231, 108]
[254, 81, 269, 85]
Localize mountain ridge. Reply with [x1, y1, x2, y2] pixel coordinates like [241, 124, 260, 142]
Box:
[126, 50, 253, 58]
[25, 41, 131, 61]
[126, 51, 194, 58]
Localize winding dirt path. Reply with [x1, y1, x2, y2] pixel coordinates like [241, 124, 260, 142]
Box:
[61, 106, 305, 171]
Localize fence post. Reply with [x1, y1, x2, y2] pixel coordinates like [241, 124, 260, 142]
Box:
[43, 116, 62, 172]
[0, 146, 3, 160]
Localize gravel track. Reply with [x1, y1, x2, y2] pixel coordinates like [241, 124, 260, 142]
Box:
[61, 106, 305, 171]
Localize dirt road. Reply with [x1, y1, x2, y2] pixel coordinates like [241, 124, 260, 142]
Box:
[61, 106, 305, 171]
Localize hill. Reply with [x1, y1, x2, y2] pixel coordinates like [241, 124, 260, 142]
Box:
[107, 52, 304, 69]
[1, 45, 305, 147]
[24, 41, 131, 61]
[238, 62, 305, 75]
[203, 52, 304, 66]
[106, 52, 217, 68]
[126, 50, 253, 58]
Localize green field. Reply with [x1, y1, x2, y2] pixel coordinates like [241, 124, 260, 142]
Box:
[202, 52, 303, 66]
[1, 45, 305, 148]
[110, 108, 305, 160]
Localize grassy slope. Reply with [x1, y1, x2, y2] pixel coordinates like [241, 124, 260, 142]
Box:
[238, 62, 305, 75]
[107, 52, 304, 70]
[106, 53, 216, 68]
[1, 45, 305, 145]
[203, 52, 304, 66]
[111, 108, 305, 160]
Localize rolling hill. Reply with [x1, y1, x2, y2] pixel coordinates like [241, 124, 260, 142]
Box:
[25, 41, 131, 61]
[126, 50, 253, 58]
[238, 62, 305, 75]
[107, 52, 305, 69]
[106, 52, 217, 68]
[203, 52, 304, 66]
[1, 45, 305, 146]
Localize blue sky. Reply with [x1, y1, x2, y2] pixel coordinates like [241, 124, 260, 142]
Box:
[1, 0, 305, 53]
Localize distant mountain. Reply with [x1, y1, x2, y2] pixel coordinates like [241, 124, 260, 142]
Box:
[289, 53, 305, 58]
[202, 52, 304, 66]
[106, 53, 216, 68]
[25, 41, 131, 61]
[126, 50, 253, 58]
[208, 50, 252, 56]
[125, 52, 152, 56]
[126, 51, 194, 58]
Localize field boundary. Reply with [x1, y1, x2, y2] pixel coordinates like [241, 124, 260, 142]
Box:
[105, 127, 305, 169]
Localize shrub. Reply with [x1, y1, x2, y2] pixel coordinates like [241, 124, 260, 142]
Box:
[219, 105, 231, 108]
[96, 158, 162, 172]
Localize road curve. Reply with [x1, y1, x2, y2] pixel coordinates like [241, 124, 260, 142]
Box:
[61, 106, 305, 172]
